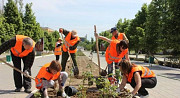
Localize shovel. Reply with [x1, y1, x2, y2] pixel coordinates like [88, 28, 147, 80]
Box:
[100, 65, 108, 76]
[94, 25, 101, 75]
[0, 58, 35, 80]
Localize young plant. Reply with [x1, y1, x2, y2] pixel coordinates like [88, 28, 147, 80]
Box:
[99, 79, 118, 98]
[76, 84, 87, 98]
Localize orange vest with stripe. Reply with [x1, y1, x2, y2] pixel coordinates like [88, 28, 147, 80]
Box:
[10, 35, 35, 57]
[35, 63, 60, 89]
[111, 33, 124, 40]
[125, 65, 156, 83]
[62, 32, 80, 53]
[54, 42, 62, 55]
[105, 40, 128, 64]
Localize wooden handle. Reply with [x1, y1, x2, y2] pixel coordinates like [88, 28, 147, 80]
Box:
[0, 58, 35, 80]
[94, 25, 101, 75]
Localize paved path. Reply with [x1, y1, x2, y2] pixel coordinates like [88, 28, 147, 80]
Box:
[83, 51, 180, 98]
[1, 51, 180, 98]
[0, 54, 55, 98]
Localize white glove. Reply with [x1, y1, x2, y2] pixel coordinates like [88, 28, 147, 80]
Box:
[24, 70, 29, 77]
[116, 88, 121, 94]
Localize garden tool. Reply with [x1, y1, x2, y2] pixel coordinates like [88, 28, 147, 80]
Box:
[100, 65, 107, 76]
[0, 58, 35, 80]
[59, 31, 79, 76]
[94, 25, 101, 75]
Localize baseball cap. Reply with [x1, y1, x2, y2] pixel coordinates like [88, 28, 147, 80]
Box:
[110, 27, 117, 33]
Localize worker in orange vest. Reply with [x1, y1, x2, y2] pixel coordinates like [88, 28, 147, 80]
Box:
[59, 28, 80, 75]
[0, 35, 35, 93]
[54, 38, 62, 61]
[110, 27, 129, 43]
[94, 33, 130, 84]
[117, 60, 157, 98]
[110, 27, 129, 83]
[35, 60, 68, 98]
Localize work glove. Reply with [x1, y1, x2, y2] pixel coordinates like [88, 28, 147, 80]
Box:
[24, 70, 29, 77]
[116, 87, 121, 94]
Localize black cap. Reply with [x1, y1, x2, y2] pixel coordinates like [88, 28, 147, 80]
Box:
[110, 27, 117, 33]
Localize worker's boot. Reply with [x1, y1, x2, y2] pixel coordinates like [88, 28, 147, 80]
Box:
[14, 88, 21, 92]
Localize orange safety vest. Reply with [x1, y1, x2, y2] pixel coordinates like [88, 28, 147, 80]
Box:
[54, 42, 62, 55]
[105, 40, 128, 64]
[62, 32, 80, 53]
[111, 33, 124, 40]
[10, 35, 35, 57]
[125, 65, 156, 83]
[35, 63, 60, 89]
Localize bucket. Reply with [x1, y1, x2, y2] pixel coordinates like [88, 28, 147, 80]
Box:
[65, 86, 78, 96]
[6, 55, 12, 62]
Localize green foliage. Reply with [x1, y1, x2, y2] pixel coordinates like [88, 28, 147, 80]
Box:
[79, 39, 94, 51]
[117, 18, 131, 33]
[127, 4, 147, 54]
[76, 84, 87, 98]
[0, 16, 15, 44]
[166, 0, 180, 54]
[76, 50, 85, 56]
[23, 3, 43, 42]
[4, 0, 23, 34]
[99, 79, 118, 98]
[145, 0, 161, 54]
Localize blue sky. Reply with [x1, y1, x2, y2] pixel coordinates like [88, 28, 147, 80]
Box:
[7, 0, 151, 40]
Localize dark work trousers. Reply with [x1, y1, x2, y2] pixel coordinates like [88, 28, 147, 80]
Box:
[61, 51, 77, 71]
[56, 55, 60, 61]
[108, 62, 119, 77]
[130, 77, 157, 96]
[11, 53, 33, 89]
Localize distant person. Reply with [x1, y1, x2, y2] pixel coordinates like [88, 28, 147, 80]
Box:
[94, 33, 130, 84]
[54, 38, 62, 61]
[35, 60, 68, 98]
[0, 35, 35, 93]
[59, 28, 80, 75]
[110, 27, 129, 43]
[117, 60, 157, 98]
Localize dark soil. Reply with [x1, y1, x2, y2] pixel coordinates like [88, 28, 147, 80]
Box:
[33, 51, 131, 98]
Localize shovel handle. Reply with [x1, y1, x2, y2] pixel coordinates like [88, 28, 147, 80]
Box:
[0, 58, 35, 80]
[94, 25, 101, 75]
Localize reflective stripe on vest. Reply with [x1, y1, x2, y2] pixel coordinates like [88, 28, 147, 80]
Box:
[105, 40, 127, 64]
[126, 65, 156, 83]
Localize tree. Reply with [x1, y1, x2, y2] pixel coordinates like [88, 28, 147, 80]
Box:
[126, 4, 147, 55]
[4, 0, 23, 34]
[52, 30, 60, 42]
[166, 0, 180, 55]
[145, 0, 161, 54]
[0, 16, 15, 44]
[23, 3, 43, 42]
[116, 18, 131, 33]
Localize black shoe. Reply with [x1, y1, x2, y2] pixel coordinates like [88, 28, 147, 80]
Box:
[14, 88, 21, 92]
[24, 89, 31, 93]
